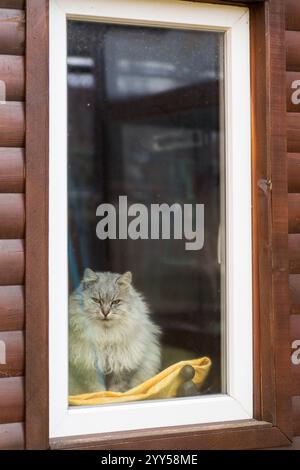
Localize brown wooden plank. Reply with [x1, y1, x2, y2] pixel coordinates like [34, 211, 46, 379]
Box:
[0, 102, 24, 147]
[291, 314, 300, 342]
[289, 234, 300, 273]
[290, 275, 300, 314]
[0, 194, 24, 239]
[185, 0, 265, 3]
[288, 194, 300, 233]
[0, 148, 24, 193]
[0, 1, 24, 9]
[292, 362, 300, 395]
[26, 0, 49, 450]
[290, 315, 300, 392]
[0, 286, 24, 331]
[0, 377, 23, 423]
[268, 0, 291, 438]
[286, 0, 300, 31]
[183, 0, 264, 3]
[0, 331, 24, 377]
[0, 9, 25, 56]
[286, 72, 300, 113]
[0, 422, 24, 449]
[250, 2, 262, 420]
[291, 314, 300, 396]
[293, 397, 300, 436]
[271, 436, 300, 449]
[0, 55, 24, 101]
[250, 1, 273, 423]
[0, 240, 24, 285]
[287, 113, 300, 153]
[50, 423, 290, 451]
[286, 31, 300, 72]
[291, 437, 300, 448]
[288, 153, 300, 193]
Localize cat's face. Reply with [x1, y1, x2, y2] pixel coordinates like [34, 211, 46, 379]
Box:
[80, 269, 132, 325]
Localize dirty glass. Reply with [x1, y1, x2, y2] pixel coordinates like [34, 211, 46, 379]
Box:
[67, 20, 225, 404]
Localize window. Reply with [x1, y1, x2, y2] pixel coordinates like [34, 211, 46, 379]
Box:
[49, 0, 251, 438]
[67, 20, 224, 395]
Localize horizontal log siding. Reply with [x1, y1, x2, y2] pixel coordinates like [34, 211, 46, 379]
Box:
[0, 1, 24, 450]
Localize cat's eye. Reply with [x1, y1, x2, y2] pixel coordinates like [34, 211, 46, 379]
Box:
[91, 297, 101, 304]
[111, 299, 121, 306]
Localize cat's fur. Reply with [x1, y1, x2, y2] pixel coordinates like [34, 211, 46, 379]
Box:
[69, 269, 161, 395]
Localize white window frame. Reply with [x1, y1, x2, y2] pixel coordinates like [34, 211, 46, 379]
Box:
[49, 0, 252, 439]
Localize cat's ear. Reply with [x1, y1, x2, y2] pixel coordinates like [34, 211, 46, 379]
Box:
[82, 268, 98, 287]
[117, 271, 132, 290]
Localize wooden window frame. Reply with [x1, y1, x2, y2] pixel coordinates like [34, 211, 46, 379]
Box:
[49, 0, 253, 438]
[25, 0, 291, 450]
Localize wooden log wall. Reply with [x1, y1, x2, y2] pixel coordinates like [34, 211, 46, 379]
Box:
[0, 0, 25, 450]
[0, 0, 298, 451]
[286, 0, 300, 448]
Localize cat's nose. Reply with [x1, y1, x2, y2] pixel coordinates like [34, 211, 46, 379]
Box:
[102, 307, 110, 318]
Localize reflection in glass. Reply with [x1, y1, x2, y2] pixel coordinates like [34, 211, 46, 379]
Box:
[68, 20, 225, 403]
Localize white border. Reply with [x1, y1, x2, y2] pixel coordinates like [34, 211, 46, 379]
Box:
[49, 0, 252, 438]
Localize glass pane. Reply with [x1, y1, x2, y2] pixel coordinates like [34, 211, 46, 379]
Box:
[67, 20, 225, 404]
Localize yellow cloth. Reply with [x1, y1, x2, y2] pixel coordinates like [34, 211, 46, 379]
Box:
[69, 356, 211, 406]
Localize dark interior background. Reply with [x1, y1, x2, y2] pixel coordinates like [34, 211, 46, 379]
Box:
[67, 20, 224, 394]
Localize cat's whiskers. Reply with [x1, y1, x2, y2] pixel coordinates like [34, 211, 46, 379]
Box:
[69, 270, 161, 393]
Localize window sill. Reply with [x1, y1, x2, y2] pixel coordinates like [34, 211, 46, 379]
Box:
[50, 419, 291, 450]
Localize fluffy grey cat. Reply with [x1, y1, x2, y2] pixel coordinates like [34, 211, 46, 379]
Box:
[69, 269, 161, 395]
